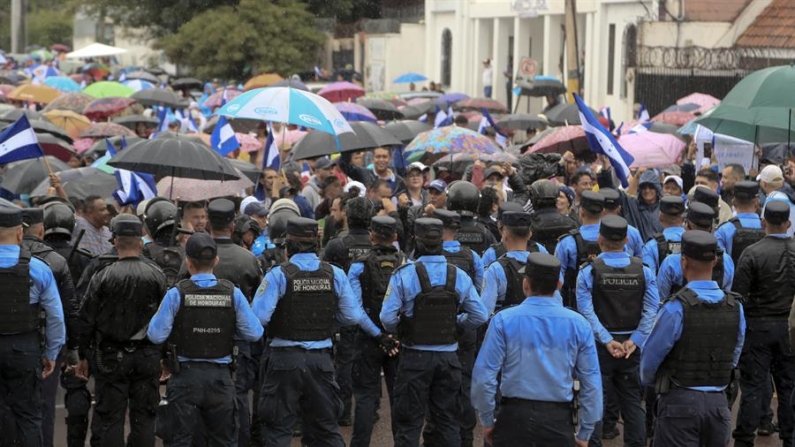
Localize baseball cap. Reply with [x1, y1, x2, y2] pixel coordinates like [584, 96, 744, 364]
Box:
[244, 202, 268, 217]
[663, 175, 683, 191]
[759, 165, 784, 183]
[408, 162, 429, 173]
[428, 179, 448, 192]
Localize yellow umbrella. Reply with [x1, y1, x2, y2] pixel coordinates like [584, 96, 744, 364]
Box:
[243, 73, 283, 91]
[42, 110, 91, 140]
[7, 84, 62, 104]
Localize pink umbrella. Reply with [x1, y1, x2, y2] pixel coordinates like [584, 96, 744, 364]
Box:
[156, 170, 254, 201]
[529, 126, 590, 155]
[318, 82, 365, 103]
[334, 102, 377, 122]
[203, 88, 242, 109]
[406, 97, 429, 106]
[677, 93, 720, 113]
[73, 138, 95, 154]
[235, 132, 262, 153]
[618, 132, 685, 168]
[274, 129, 307, 147]
[651, 110, 695, 126]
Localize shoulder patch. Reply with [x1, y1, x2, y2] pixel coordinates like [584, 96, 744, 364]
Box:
[256, 279, 269, 297]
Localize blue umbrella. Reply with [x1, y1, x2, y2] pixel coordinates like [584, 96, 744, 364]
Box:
[123, 79, 155, 92]
[436, 92, 469, 107]
[44, 76, 81, 93]
[394, 72, 428, 84]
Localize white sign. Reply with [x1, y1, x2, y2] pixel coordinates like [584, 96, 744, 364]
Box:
[714, 134, 755, 173]
[514, 57, 537, 90]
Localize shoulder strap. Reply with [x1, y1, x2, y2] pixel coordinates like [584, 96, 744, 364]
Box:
[414, 262, 432, 293]
[653, 233, 665, 243]
[280, 262, 299, 278]
[445, 264, 458, 294]
[319, 261, 335, 277]
[527, 240, 540, 253]
[18, 248, 31, 265]
[724, 291, 740, 307]
[730, 218, 742, 231]
[675, 288, 700, 307]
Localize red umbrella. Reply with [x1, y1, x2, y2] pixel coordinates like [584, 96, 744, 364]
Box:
[203, 88, 242, 109]
[79, 122, 136, 138]
[83, 97, 136, 121]
[529, 125, 590, 155]
[37, 133, 77, 162]
[318, 82, 365, 103]
[50, 44, 71, 53]
[455, 97, 508, 113]
[651, 110, 696, 126]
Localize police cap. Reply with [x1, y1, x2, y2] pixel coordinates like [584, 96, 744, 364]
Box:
[207, 198, 235, 226]
[734, 181, 759, 201]
[600, 188, 621, 210]
[686, 202, 716, 228]
[111, 213, 142, 237]
[21, 208, 43, 228]
[414, 218, 443, 242]
[433, 209, 461, 229]
[599, 215, 628, 241]
[185, 232, 217, 260]
[659, 196, 685, 216]
[580, 191, 605, 214]
[497, 201, 524, 221]
[503, 211, 532, 228]
[286, 217, 318, 238]
[519, 252, 561, 280]
[0, 206, 22, 228]
[371, 216, 397, 238]
[681, 230, 718, 262]
[764, 200, 790, 225]
[693, 186, 719, 210]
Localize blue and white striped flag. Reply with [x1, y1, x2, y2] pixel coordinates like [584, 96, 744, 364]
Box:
[637, 103, 650, 122]
[434, 106, 454, 128]
[574, 94, 634, 188]
[262, 123, 279, 169]
[210, 116, 240, 156]
[478, 108, 508, 148]
[113, 169, 157, 207]
[0, 115, 44, 164]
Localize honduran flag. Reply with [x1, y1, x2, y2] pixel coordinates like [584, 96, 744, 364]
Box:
[574, 94, 635, 188]
[0, 115, 44, 164]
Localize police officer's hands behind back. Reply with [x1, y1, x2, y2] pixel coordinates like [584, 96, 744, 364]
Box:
[605, 340, 625, 359]
[575, 438, 588, 447]
[621, 339, 637, 359]
[376, 332, 400, 357]
[42, 358, 55, 379]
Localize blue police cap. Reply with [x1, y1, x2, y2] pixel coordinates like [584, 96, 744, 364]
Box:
[185, 232, 217, 260]
[414, 218, 443, 242]
[21, 208, 43, 227]
[207, 198, 235, 225]
[111, 213, 142, 237]
[497, 201, 524, 221]
[659, 196, 685, 216]
[0, 206, 22, 228]
[600, 188, 621, 210]
[599, 215, 628, 241]
[686, 202, 716, 228]
[371, 216, 397, 238]
[502, 211, 532, 228]
[580, 191, 605, 214]
[682, 230, 718, 262]
[519, 252, 561, 279]
[764, 200, 790, 225]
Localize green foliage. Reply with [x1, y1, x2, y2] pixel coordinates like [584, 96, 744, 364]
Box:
[157, 0, 324, 80]
[28, 9, 73, 47]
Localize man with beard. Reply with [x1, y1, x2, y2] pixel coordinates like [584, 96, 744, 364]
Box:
[71, 195, 112, 256]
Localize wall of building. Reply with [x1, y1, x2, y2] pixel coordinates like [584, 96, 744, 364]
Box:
[362, 23, 426, 93]
[639, 22, 733, 48]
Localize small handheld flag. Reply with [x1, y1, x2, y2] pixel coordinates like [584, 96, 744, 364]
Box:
[637, 103, 650, 122]
[210, 116, 240, 156]
[0, 115, 45, 165]
[262, 123, 280, 170]
[573, 94, 634, 188]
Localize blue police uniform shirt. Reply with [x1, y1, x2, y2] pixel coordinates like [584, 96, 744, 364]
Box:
[640, 280, 746, 391]
[641, 226, 685, 274]
[0, 245, 65, 361]
[147, 273, 264, 363]
[379, 255, 488, 352]
[715, 213, 762, 256]
[471, 295, 603, 441]
[442, 240, 484, 293]
[481, 241, 549, 269]
[348, 256, 412, 326]
[480, 249, 559, 315]
[252, 252, 381, 349]
[576, 251, 660, 347]
[626, 223, 644, 257]
[556, 223, 632, 282]
[657, 252, 734, 299]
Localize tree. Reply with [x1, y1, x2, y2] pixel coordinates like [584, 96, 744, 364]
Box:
[27, 9, 73, 48]
[157, 0, 324, 81]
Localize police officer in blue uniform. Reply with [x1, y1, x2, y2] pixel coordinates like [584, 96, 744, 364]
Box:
[576, 215, 659, 447]
[641, 230, 745, 447]
[732, 201, 795, 447]
[380, 217, 488, 447]
[252, 217, 392, 447]
[556, 191, 605, 310]
[600, 189, 643, 257]
[435, 209, 485, 292]
[715, 181, 764, 265]
[0, 205, 65, 447]
[641, 196, 686, 274]
[348, 216, 404, 447]
[481, 202, 545, 267]
[472, 252, 602, 447]
[147, 232, 264, 446]
[657, 202, 735, 298]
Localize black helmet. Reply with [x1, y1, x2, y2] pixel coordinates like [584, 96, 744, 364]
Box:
[446, 181, 480, 217]
[42, 202, 75, 238]
[530, 179, 559, 209]
[233, 215, 261, 246]
[143, 198, 177, 238]
[268, 199, 300, 243]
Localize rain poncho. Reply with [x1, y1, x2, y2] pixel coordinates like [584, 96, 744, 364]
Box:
[599, 168, 662, 241]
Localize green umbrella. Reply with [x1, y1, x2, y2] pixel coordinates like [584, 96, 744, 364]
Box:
[82, 81, 135, 99]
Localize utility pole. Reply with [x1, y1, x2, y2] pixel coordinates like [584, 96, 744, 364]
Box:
[11, 0, 27, 54]
[564, 0, 581, 101]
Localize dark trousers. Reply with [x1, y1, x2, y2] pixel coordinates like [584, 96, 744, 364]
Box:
[602, 385, 619, 432]
[41, 358, 61, 447]
[492, 398, 574, 447]
[350, 331, 398, 447]
[392, 349, 462, 447]
[258, 348, 344, 447]
[734, 319, 795, 446]
[334, 326, 357, 420]
[0, 332, 43, 447]
[62, 369, 92, 447]
[89, 346, 160, 447]
[235, 340, 258, 447]
[250, 339, 265, 447]
[653, 387, 730, 447]
[590, 337, 646, 447]
[157, 362, 237, 447]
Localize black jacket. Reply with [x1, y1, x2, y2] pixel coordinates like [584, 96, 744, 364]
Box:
[178, 237, 263, 301]
[47, 238, 90, 286]
[732, 235, 795, 319]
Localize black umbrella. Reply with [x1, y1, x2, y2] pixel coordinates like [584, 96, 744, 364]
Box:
[131, 89, 188, 108]
[400, 100, 438, 120]
[228, 159, 261, 183]
[28, 119, 73, 143]
[125, 70, 160, 84]
[112, 114, 160, 130]
[2, 109, 41, 123]
[519, 78, 567, 97]
[85, 136, 145, 158]
[358, 99, 404, 120]
[384, 120, 432, 144]
[171, 78, 203, 90]
[496, 114, 549, 131]
[0, 156, 70, 194]
[29, 167, 117, 199]
[291, 122, 401, 160]
[107, 136, 240, 181]
[543, 103, 598, 126]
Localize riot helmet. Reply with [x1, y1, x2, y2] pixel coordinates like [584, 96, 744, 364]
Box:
[144, 197, 178, 239]
[530, 179, 559, 209]
[42, 202, 76, 238]
[446, 181, 480, 217]
[268, 199, 301, 244]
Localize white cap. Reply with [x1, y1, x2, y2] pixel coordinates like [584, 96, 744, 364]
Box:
[408, 162, 429, 172]
[344, 181, 367, 197]
[239, 196, 259, 215]
[663, 175, 683, 191]
[759, 165, 784, 183]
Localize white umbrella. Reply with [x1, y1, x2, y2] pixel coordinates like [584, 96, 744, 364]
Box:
[66, 43, 128, 59]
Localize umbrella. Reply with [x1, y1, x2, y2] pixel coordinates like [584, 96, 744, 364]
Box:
[125, 70, 160, 84]
[394, 72, 428, 84]
[73, 138, 95, 154]
[235, 133, 262, 153]
[291, 122, 400, 160]
[1, 109, 41, 123]
[82, 63, 111, 81]
[156, 169, 253, 201]
[35, 133, 77, 162]
[107, 136, 241, 181]
[0, 157, 70, 194]
[122, 79, 155, 92]
[519, 76, 567, 97]
[662, 103, 700, 113]
[83, 81, 134, 99]
[270, 79, 309, 91]
[216, 87, 354, 137]
[404, 126, 501, 164]
[7, 84, 61, 104]
[171, 78, 203, 90]
[43, 76, 81, 93]
[50, 44, 70, 53]
[131, 88, 187, 108]
[432, 151, 518, 172]
[112, 114, 160, 130]
[677, 93, 720, 113]
[0, 104, 16, 116]
[228, 159, 261, 183]
[244, 73, 284, 91]
[83, 97, 137, 121]
[454, 97, 508, 113]
[80, 122, 136, 138]
[436, 92, 469, 107]
[0, 84, 15, 96]
[43, 92, 93, 114]
[543, 103, 598, 126]
[334, 102, 377, 123]
[617, 132, 685, 168]
[30, 49, 54, 62]
[384, 120, 432, 144]
[202, 115, 262, 134]
[29, 167, 116, 198]
[273, 129, 307, 148]
[400, 100, 437, 120]
[66, 43, 127, 59]
[358, 98, 404, 120]
[318, 82, 366, 103]
[652, 110, 696, 126]
[24, 119, 73, 143]
[0, 71, 27, 85]
[529, 126, 589, 155]
[496, 114, 549, 131]
[84, 136, 144, 162]
[203, 88, 242, 109]
[619, 120, 685, 141]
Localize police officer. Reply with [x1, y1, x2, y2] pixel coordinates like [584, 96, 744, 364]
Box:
[641, 230, 745, 446]
[143, 197, 185, 287]
[657, 202, 735, 298]
[481, 202, 546, 267]
[641, 196, 686, 274]
[147, 232, 264, 446]
[715, 181, 764, 265]
[528, 179, 577, 254]
[600, 188, 643, 257]
[732, 201, 795, 447]
[348, 216, 404, 447]
[380, 217, 488, 447]
[73, 214, 166, 447]
[233, 214, 262, 251]
[252, 217, 391, 447]
[556, 191, 606, 310]
[447, 181, 496, 255]
[472, 253, 602, 447]
[576, 215, 659, 447]
[0, 206, 65, 447]
[41, 199, 89, 284]
[435, 209, 485, 290]
[258, 199, 301, 272]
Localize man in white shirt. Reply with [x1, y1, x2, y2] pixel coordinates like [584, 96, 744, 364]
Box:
[483, 59, 493, 98]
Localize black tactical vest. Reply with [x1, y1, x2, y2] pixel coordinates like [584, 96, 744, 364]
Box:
[491, 240, 540, 261]
[360, 246, 404, 325]
[729, 218, 764, 265]
[149, 244, 184, 288]
[653, 233, 681, 272]
[456, 222, 489, 255]
[399, 262, 459, 346]
[268, 262, 336, 341]
[561, 230, 601, 310]
[591, 257, 646, 332]
[343, 234, 372, 272]
[0, 250, 38, 335]
[170, 279, 236, 359]
[258, 247, 286, 273]
[531, 213, 576, 255]
[442, 245, 475, 279]
[659, 288, 740, 388]
[498, 256, 527, 309]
